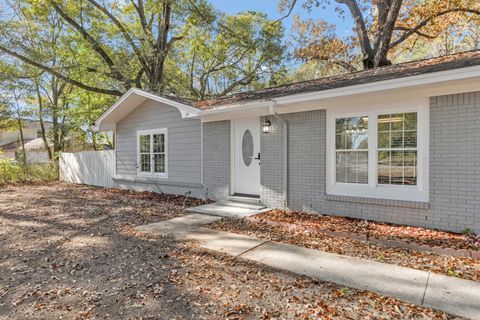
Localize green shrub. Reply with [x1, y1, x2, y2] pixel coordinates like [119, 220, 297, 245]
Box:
[0, 157, 58, 184]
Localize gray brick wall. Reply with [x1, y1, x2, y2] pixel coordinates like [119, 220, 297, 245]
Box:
[257, 92, 480, 233]
[260, 115, 285, 208]
[113, 179, 206, 199]
[203, 121, 231, 201]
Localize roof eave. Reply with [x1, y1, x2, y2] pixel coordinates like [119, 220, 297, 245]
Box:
[198, 64, 480, 116]
[94, 88, 201, 132]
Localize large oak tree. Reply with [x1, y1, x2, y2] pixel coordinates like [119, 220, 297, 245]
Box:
[0, 0, 287, 98]
[283, 0, 480, 70]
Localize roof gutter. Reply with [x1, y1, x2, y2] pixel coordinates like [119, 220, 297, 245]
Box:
[269, 100, 288, 209]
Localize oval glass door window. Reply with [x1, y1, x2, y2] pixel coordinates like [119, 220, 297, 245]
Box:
[242, 129, 254, 166]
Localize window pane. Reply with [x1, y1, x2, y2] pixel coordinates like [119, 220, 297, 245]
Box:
[335, 116, 368, 184]
[404, 151, 417, 185]
[378, 114, 390, 132]
[404, 131, 417, 148]
[391, 131, 403, 148]
[140, 135, 150, 153]
[378, 150, 417, 186]
[336, 151, 347, 183]
[378, 151, 391, 184]
[140, 154, 150, 172]
[154, 154, 165, 173]
[377, 112, 418, 186]
[153, 134, 164, 153]
[404, 112, 417, 130]
[335, 134, 344, 149]
[336, 151, 368, 184]
[391, 113, 404, 130]
[390, 150, 404, 185]
[335, 116, 368, 150]
[378, 132, 390, 149]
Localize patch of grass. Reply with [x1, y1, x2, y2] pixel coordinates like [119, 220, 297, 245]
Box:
[0, 157, 58, 184]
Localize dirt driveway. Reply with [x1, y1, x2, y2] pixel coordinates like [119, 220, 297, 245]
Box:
[0, 183, 460, 319]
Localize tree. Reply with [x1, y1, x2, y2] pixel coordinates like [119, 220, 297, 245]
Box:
[283, 0, 480, 70]
[174, 11, 287, 99]
[0, 80, 33, 165]
[1, 0, 288, 100]
[0, 0, 215, 96]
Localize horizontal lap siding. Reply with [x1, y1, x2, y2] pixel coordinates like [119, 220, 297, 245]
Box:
[116, 100, 202, 184]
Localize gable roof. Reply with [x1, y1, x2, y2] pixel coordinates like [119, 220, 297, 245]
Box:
[94, 88, 201, 131]
[195, 50, 480, 110]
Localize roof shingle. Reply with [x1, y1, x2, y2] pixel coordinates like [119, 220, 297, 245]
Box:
[193, 50, 480, 110]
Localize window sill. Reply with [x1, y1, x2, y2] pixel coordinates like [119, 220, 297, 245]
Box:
[325, 194, 430, 210]
[137, 172, 168, 179]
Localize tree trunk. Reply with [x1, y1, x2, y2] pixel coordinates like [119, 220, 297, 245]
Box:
[15, 111, 26, 166]
[12, 90, 27, 166]
[35, 83, 53, 161]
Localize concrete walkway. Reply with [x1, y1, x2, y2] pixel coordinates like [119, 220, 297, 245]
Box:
[136, 213, 480, 320]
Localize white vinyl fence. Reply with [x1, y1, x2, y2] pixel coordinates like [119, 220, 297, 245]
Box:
[60, 150, 114, 188]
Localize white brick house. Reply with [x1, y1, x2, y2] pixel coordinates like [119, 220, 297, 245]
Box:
[94, 51, 480, 233]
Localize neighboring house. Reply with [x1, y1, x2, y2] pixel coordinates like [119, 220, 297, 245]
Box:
[0, 120, 52, 163]
[94, 51, 480, 233]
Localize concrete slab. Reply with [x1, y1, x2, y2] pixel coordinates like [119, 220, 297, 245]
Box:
[135, 213, 480, 319]
[186, 227, 268, 256]
[423, 273, 480, 320]
[241, 241, 429, 306]
[135, 214, 220, 238]
[165, 213, 221, 226]
[186, 203, 268, 218]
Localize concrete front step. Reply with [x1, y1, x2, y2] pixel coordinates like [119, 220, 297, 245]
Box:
[220, 201, 267, 210]
[228, 195, 264, 205]
[186, 203, 269, 218]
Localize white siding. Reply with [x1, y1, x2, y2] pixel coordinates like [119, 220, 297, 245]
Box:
[116, 100, 202, 184]
[60, 150, 114, 188]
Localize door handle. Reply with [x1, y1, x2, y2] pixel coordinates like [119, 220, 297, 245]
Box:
[254, 153, 260, 160]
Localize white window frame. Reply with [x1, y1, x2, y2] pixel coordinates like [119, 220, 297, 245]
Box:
[326, 100, 429, 202]
[136, 128, 168, 178]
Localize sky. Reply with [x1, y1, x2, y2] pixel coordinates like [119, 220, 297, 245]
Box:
[208, 0, 353, 37]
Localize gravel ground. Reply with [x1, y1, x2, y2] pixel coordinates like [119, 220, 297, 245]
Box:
[0, 183, 463, 319]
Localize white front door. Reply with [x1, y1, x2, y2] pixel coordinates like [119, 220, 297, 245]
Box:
[232, 117, 261, 196]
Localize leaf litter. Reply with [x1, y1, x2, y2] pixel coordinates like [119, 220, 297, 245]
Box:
[0, 182, 466, 319]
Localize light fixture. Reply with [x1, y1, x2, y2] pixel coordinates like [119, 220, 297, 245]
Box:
[262, 120, 271, 134]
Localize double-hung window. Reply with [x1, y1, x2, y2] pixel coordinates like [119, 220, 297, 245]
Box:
[137, 129, 168, 177]
[327, 102, 428, 202]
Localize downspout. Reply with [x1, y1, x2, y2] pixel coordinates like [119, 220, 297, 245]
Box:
[269, 101, 288, 209]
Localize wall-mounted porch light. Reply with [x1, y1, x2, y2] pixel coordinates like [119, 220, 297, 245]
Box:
[262, 120, 271, 134]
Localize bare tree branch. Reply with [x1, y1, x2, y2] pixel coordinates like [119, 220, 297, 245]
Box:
[274, 0, 297, 24]
[0, 44, 123, 96]
[390, 8, 480, 48]
[394, 26, 436, 39]
[335, 0, 374, 60]
[50, 1, 127, 84]
[84, 0, 148, 71]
